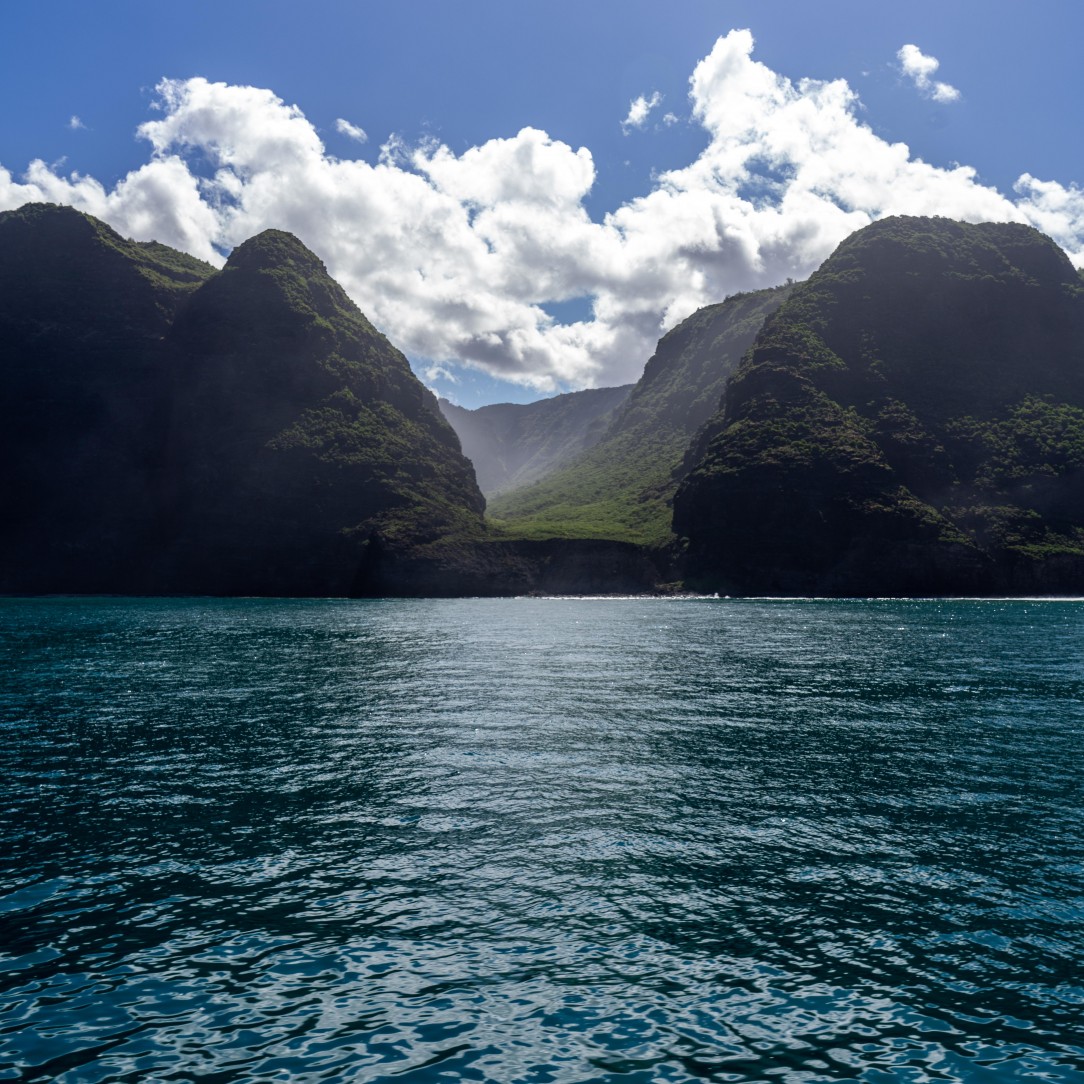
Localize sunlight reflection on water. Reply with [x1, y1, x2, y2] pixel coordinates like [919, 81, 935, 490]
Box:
[1, 597, 1083, 1082]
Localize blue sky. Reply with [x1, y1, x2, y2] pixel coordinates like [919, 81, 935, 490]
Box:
[3, 1, 1083, 406]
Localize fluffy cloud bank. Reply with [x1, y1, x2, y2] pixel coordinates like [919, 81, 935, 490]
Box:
[2, 30, 1082, 390]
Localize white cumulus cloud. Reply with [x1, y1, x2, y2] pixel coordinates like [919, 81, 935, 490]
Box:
[335, 118, 368, 143]
[621, 91, 662, 133]
[2, 32, 1082, 393]
[69, 115, 85, 130]
[898, 43, 960, 103]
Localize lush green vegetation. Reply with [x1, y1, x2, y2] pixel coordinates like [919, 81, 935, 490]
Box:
[676, 216, 1084, 593]
[487, 285, 792, 547]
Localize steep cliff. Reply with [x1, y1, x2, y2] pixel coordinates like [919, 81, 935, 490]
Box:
[675, 216, 1084, 594]
[0, 204, 216, 591]
[158, 229, 485, 594]
[0, 205, 486, 595]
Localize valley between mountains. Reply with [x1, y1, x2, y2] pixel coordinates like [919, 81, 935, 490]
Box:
[5, 203, 1084, 596]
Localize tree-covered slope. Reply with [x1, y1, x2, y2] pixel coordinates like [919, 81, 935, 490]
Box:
[158, 229, 486, 594]
[0, 205, 486, 595]
[487, 285, 792, 546]
[438, 385, 633, 497]
[674, 216, 1084, 594]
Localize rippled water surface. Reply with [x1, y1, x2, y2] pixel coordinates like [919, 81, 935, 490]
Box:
[2, 597, 1083, 1082]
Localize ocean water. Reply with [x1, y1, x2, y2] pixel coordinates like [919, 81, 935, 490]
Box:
[1, 596, 1083, 1083]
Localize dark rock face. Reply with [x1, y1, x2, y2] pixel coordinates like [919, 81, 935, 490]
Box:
[354, 536, 673, 597]
[156, 229, 485, 595]
[0, 205, 486, 595]
[675, 217, 1084, 595]
[0, 204, 216, 593]
[438, 385, 633, 498]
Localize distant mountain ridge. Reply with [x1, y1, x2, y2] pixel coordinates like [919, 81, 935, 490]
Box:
[438, 385, 632, 497]
[487, 285, 793, 545]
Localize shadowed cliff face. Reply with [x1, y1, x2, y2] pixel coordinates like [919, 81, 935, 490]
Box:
[0, 204, 217, 591]
[675, 216, 1084, 595]
[158, 229, 486, 595]
[0, 206, 486, 596]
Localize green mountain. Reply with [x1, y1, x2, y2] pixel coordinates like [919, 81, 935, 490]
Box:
[13, 206, 1082, 598]
[488, 285, 792, 546]
[674, 216, 1084, 594]
[438, 385, 633, 497]
[0, 204, 486, 595]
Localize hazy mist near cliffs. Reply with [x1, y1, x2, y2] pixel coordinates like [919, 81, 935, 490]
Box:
[438, 386, 633, 498]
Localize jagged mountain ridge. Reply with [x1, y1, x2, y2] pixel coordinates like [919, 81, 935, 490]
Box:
[675, 216, 1084, 594]
[0, 204, 486, 595]
[438, 384, 633, 498]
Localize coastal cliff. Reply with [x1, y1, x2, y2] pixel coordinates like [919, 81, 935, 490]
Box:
[0, 204, 486, 595]
[675, 217, 1084, 594]
[6, 207, 1084, 597]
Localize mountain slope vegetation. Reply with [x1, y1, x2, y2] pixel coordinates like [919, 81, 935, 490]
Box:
[487, 286, 792, 546]
[675, 216, 1084, 594]
[438, 384, 632, 497]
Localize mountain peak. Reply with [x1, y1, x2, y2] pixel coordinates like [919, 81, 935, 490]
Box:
[225, 228, 328, 277]
[676, 214, 1084, 594]
[826, 215, 1079, 290]
[0, 201, 149, 264]
[2, 200, 100, 235]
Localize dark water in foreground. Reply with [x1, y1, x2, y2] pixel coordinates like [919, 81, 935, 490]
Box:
[2, 597, 1083, 1083]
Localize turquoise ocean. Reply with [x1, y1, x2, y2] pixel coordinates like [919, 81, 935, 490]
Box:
[2, 597, 1082, 1082]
